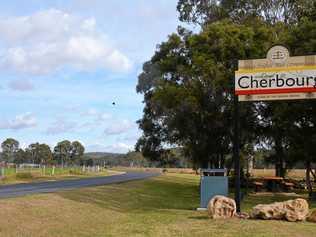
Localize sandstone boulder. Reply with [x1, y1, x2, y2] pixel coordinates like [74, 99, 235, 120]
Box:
[251, 198, 309, 222]
[234, 212, 250, 219]
[307, 210, 316, 223]
[207, 195, 236, 219]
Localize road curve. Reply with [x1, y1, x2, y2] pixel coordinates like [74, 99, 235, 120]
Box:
[0, 172, 160, 199]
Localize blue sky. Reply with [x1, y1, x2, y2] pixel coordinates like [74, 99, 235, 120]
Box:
[0, 0, 180, 153]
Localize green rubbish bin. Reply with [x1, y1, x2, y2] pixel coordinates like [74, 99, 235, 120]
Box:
[200, 169, 228, 208]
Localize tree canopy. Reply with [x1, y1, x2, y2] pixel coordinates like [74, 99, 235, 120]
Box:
[177, 0, 315, 25]
[1, 138, 19, 163]
[137, 20, 275, 168]
[136, 0, 316, 191]
[0, 138, 85, 166]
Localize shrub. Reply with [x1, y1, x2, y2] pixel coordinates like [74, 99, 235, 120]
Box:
[16, 172, 33, 179]
[69, 169, 83, 175]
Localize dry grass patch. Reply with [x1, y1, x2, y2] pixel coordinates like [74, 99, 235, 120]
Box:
[251, 169, 306, 179]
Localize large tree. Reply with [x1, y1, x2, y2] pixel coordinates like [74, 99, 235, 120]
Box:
[137, 1, 316, 199]
[26, 143, 53, 165]
[1, 138, 19, 163]
[177, 0, 314, 25]
[38, 144, 53, 165]
[53, 140, 85, 166]
[14, 149, 26, 165]
[70, 141, 85, 164]
[53, 140, 72, 166]
[136, 20, 274, 168]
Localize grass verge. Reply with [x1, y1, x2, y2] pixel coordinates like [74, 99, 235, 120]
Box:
[0, 168, 119, 185]
[0, 173, 314, 237]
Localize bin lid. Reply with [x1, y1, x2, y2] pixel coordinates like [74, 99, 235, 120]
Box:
[200, 169, 226, 176]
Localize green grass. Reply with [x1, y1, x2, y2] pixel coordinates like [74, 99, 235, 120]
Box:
[0, 167, 114, 185]
[0, 173, 314, 237]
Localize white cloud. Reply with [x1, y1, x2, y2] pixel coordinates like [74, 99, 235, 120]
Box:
[46, 118, 77, 135]
[104, 119, 136, 135]
[120, 134, 141, 143]
[8, 79, 34, 91]
[81, 108, 111, 120]
[106, 143, 133, 153]
[79, 109, 112, 130]
[81, 108, 99, 117]
[98, 113, 112, 121]
[0, 112, 37, 130]
[64, 104, 82, 112]
[0, 9, 132, 75]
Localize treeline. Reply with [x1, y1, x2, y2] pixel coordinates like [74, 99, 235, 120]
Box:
[84, 150, 192, 168]
[136, 0, 316, 196]
[0, 138, 85, 166]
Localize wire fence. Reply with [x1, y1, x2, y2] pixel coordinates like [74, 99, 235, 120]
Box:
[0, 164, 104, 179]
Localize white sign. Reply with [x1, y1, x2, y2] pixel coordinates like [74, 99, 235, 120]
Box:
[236, 67, 316, 95]
[235, 45, 316, 101]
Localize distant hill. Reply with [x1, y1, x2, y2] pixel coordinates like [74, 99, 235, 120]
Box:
[83, 152, 127, 166]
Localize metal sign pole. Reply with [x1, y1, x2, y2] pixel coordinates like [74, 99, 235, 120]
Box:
[233, 92, 241, 213]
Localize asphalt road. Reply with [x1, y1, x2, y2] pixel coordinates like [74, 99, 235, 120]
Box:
[0, 172, 160, 199]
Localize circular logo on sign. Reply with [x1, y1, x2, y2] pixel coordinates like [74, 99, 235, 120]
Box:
[267, 45, 290, 65]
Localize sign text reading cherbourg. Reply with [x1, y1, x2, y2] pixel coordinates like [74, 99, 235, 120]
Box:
[235, 45, 316, 101]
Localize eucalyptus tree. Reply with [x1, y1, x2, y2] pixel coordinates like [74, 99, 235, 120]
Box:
[38, 144, 53, 165]
[53, 140, 85, 166]
[137, 0, 316, 185]
[70, 141, 85, 164]
[136, 20, 273, 168]
[14, 149, 26, 165]
[53, 140, 72, 166]
[1, 138, 19, 163]
[177, 0, 316, 179]
[177, 0, 314, 25]
[26, 143, 40, 164]
[26, 143, 53, 165]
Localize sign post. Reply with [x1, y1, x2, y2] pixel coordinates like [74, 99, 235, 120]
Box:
[234, 45, 316, 212]
[236, 45, 316, 101]
[233, 91, 241, 213]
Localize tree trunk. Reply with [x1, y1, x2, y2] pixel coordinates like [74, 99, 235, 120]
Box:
[310, 168, 316, 180]
[220, 153, 224, 169]
[306, 161, 313, 198]
[275, 138, 286, 177]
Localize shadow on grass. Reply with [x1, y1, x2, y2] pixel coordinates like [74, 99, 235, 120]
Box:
[57, 174, 200, 213]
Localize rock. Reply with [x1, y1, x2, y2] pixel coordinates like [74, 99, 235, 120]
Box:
[251, 203, 284, 220]
[284, 199, 309, 222]
[235, 212, 250, 219]
[251, 198, 309, 222]
[207, 195, 236, 219]
[307, 210, 316, 223]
